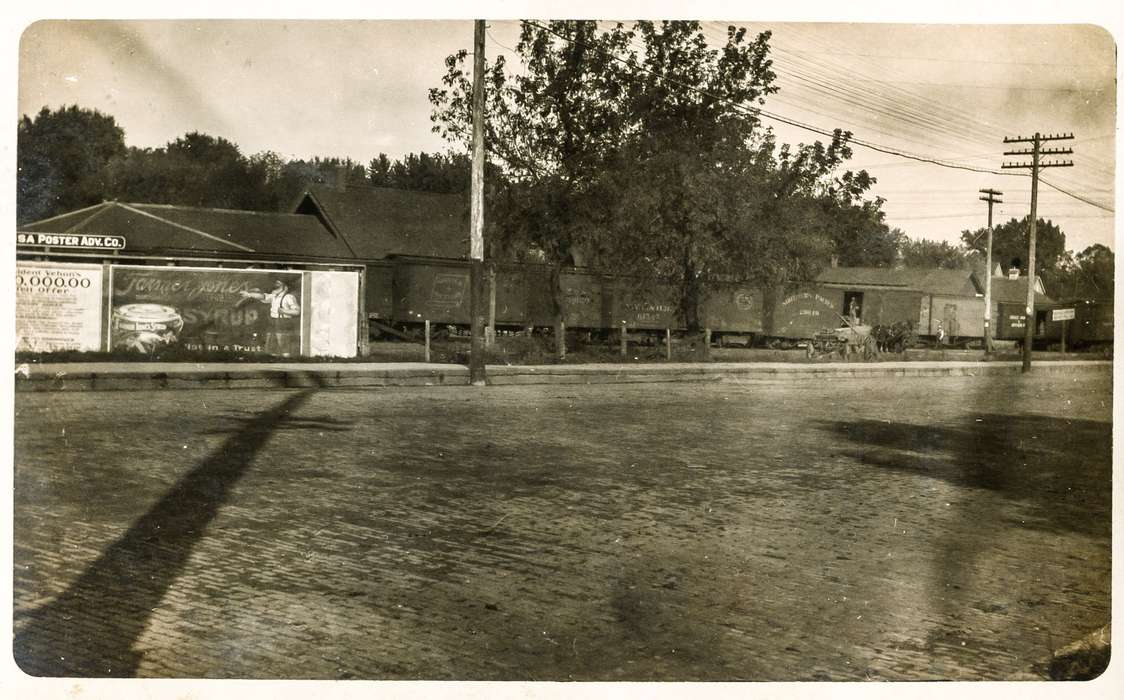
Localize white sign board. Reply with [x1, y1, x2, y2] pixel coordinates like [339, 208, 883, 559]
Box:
[309, 270, 359, 358]
[1051, 308, 1076, 322]
[16, 261, 104, 352]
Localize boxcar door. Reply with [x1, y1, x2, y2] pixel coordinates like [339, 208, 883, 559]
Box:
[842, 291, 865, 325]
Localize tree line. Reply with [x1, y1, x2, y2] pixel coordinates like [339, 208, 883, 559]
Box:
[16, 105, 474, 223]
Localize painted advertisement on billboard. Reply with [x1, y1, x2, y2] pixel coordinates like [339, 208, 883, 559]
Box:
[16, 261, 104, 352]
[109, 266, 304, 355]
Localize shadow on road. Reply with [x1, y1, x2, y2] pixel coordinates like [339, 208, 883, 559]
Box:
[820, 412, 1111, 538]
[13, 384, 338, 678]
[820, 410, 1112, 674]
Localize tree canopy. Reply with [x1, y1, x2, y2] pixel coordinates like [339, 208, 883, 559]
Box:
[17, 105, 475, 223]
[17, 105, 127, 223]
[430, 20, 891, 332]
[960, 216, 1067, 278]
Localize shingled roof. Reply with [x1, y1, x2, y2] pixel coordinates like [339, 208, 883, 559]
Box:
[814, 266, 983, 297]
[987, 275, 1055, 305]
[293, 184, 469, 260]
[18, 201, 352, 260]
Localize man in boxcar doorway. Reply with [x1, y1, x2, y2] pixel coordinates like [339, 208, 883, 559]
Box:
[847, 298, 861, 327]
[240, 279, 300, 356]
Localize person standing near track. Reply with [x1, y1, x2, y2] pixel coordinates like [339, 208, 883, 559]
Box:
[240, 279, 300, 356]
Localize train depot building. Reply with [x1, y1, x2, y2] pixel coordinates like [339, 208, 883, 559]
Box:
[16, 184, 1094, 358]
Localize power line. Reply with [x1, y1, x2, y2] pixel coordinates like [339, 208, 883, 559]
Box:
[518, 21, 1114, 214]
[1039, 177, 1115, 212]
[760, 22, 1010, 137]
[771, 46, 1114, 69]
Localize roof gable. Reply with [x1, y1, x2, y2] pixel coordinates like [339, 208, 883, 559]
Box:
[294, 184, 469, 260]
[987, 275, 1055, 305]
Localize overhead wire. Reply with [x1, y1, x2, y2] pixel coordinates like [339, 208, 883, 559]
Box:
[762, 40, 1008, 149]
[749, 22, 1011, 138]
[516, 20, 1114, 214]
[761, 22, 1116, 202]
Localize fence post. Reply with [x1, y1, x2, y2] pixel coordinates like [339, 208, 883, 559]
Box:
[424, 319, 431, 363]
[620, 321, 628, 358]
[666, 328, 672, 361]
[705, 328, 712, 350]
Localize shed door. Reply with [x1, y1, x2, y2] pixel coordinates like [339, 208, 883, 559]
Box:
[942, 303, 959, 337]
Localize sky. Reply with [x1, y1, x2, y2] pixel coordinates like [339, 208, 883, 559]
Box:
[12, 5, 1120, 256]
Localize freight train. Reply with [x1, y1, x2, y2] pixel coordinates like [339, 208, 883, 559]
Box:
[362, 255, 1112, 351]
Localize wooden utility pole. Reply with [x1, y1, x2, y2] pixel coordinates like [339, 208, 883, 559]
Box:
[486, 264, 496, 347]
[469, 19, 487, 385]
[978, 188, 1002, 355]
[1001, 132, 1073, 373]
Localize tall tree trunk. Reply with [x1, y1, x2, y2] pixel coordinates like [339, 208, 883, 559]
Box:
[550, 264, 566, 360]
[680, 246, 708, 359]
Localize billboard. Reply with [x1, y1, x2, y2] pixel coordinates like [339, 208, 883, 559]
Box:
[16, 261, 104, 352]
[308, 270, 359, 357]
[109, 266, 304, 355]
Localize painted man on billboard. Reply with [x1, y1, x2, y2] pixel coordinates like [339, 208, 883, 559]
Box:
[240, 279, 300, 356]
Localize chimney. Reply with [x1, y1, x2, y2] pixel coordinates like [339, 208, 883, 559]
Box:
[1007, 267, 1020, 280]
[335, 165, 349, 189]
[830, 255, 839, 269]
[892, 248, 906, 270]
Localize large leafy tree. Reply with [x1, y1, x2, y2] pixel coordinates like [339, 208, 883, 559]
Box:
[431, 20, 885, 337]
[960, 215, 1067, 279]
[430, 20, 637, 340]
[1049, 244, 1115, 300]
[431, 20, 636, 259]
[17, 105, 127, 223]
[578, 22, 883, 330]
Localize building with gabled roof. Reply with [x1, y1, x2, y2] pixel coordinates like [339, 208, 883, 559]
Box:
[292, 184, 469, 260]
[18, 200, 355, 261]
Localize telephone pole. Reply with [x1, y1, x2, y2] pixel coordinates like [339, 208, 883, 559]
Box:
[978, 188, 1002, 355]
[1001, 132, 1073, 373]
[468, 19, 487, 385]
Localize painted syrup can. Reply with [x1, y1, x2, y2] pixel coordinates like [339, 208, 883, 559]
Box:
[112, 303, 184, 352]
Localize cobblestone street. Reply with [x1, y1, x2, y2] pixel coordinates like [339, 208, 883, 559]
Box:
[11, 372, 1112, 681]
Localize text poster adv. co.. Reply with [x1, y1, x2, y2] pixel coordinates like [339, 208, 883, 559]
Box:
[16, 262, 104, 352]
[109, 266, 303, 355]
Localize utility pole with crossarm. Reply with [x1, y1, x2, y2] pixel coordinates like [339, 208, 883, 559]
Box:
[978, 188, 1003, 355]
[1001, 133, 1074, 373]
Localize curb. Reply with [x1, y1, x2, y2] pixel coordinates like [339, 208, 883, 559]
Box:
[13, 360, 1112, 392]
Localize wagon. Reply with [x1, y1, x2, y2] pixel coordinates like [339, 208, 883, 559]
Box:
[806, 324, 878, 361]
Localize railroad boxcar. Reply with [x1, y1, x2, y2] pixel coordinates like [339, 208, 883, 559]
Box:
[608, 278, 679, 331]
[365, 259, 396, 324]
[764, 284, 927, 339]
[1041, 299, 1114, 350]
[702, 285, 765, 343]
[1070, 299, 1114, 348]
[391, 257, 472, 325]
[995, 302, 1064, 346]
[765, 286, 845, 340]
[386, 257, 540, 329]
